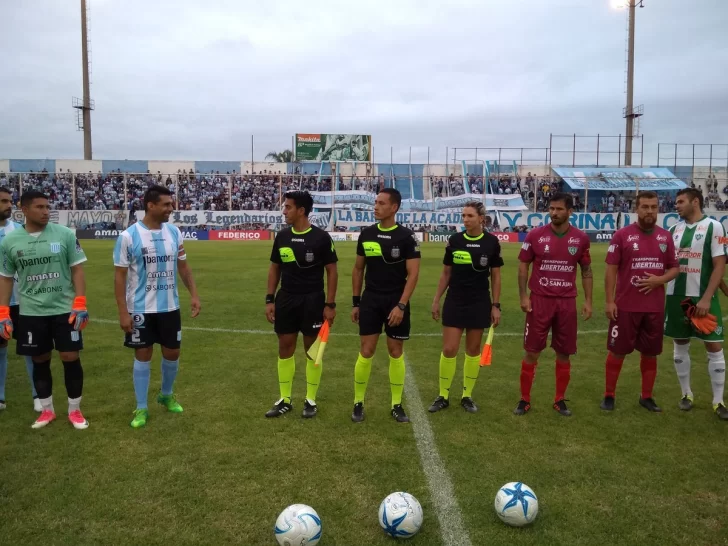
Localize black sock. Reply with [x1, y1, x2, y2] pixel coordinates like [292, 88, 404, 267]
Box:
[62, 359, 83, 399]
[33, 359, 52, 399]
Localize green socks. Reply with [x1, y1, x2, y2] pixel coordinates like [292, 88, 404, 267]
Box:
[306, 358, 322, 403]
[389, 355, 405, 407]
[462, 353, 481, 399]
[354, 353, 372, 403]
[277, 356, 296, 403]
[439, 353, 457, 399]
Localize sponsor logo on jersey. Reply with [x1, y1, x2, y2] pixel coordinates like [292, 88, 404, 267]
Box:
[538, 277, 573, 288]
[656, 234, 668, 242]
[677, 249, 702, 260]
[717, 236, 728, 245]
[144, 255, 175, 264]
[632, 243, 639, 250]
[17, 256, 60, 269]
[466, 244, 481, 248]
[544, 245, 550, 253]
[568, 246, 578, 255]
[377, 234, 392, 239]
[147, 271, 174, 279]
[25, 286, 63, 296]
[539, 263, 575, 272]
[49, 242, 61, 254]
[521, 243, 531, 251]
[305, 250, 314, 263]
[26, 272, 61, 282]
[538, 236, 550, 243]
[391, 246, 400, 259]
[568, 237, 581, 244]
[627, 235, 640, 242]
[291, 238, 305, 243]
[630, 275, 642, 287]
[659, 244, 667, 252]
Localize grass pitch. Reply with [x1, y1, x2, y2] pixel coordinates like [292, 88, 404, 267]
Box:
[0, 241, 726, 545]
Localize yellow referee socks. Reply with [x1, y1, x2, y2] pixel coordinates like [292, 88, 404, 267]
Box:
[389, 354, 406, 407]
[354, 353, 372, 403]
[462, 353, 481, 399]
[277, 356, 295, 403]
[439, 353, 457, 399]
[306, 358, 322, 403]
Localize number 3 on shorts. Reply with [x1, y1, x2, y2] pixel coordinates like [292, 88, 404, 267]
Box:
[611, 325, 619, 339]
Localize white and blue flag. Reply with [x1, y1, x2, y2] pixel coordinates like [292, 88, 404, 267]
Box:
[0, 220, 22, 306]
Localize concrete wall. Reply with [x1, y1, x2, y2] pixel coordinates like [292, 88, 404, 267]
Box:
[0, 160, 9, 174]
[56, 159, 103, 174]
[148, 161, 195, 176]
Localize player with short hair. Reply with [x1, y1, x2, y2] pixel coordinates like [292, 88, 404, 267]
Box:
[664, 188, 728, 420]
[114, 185, 201, 429]
[351, 188, 421, 423]
[515, 192, 593, 417]
[429, 201, 503, 413]
[601, 191, 680, 412]
[264, 191, 338, 419]
[0, 191, 89, 429]
[0, 187, 40, 412]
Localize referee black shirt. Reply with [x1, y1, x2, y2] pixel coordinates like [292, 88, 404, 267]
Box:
[444, 231, 503, 300]
[271, 226, 337, 294]
[356, 223, 421, 294]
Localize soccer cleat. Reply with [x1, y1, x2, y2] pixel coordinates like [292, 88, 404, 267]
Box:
[0, 400, 5, 410]
[678, 395, 693, 411]
[130, 409, 149, 428]
[69, 410, 89, 430]
[31, 409, 56, 429]
[460, 397, 478, 413]
[302, 399, 317, 419]
[391, 404, 410, 423]
[33, 398, 42, 413]
[553, 399, 572, 416]
[714, 403, 728, 421]
[157, 393, 184, 413]
[265, 398, 292, 418]
[639, 397, 662, 413]
[351, 402, 365, 423]
[600, 396, 615, 411]
[513, 399, 531, 415]
[428, 396, 449, 413]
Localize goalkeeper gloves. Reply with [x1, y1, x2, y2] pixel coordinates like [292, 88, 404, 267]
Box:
[0, 306, 13, 340]
[68, 296, 89, 331]
[681, 298, 718, 335]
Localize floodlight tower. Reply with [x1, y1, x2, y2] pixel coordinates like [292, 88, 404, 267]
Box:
[72, 0, 94, 159]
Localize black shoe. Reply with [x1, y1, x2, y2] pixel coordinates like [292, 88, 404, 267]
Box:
[553, 399, 572, 416]
[600, 396, 615, 411]
[460, 397, 478, 413]
[639, 397, 662, 413]
[715, 403, 728, 420]
[265, 399, 293, 418]
[513, 399, 531, 415]
[351, 402, 365, 423]
[302, 399, 317, 419]
[391, 404, 410, 423]
[428, 396, 449, 413]
[678, 395, 693, 411]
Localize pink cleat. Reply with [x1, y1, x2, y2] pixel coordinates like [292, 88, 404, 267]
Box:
[31, 410, 57, 429]
[68, 410, 89, 430]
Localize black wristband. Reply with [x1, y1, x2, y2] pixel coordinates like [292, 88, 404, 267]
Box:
[352, 296, 361, 307]
[266, 294, 275, 304]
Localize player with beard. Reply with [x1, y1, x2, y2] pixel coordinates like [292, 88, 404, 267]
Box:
[664, 188, 728, 420]
[601, 191, 680, 412]
[0, 187, 39, 412]
[515, 193, 592, 417]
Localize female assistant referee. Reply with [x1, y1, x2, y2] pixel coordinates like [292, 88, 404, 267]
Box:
[429, 201, 503, 413]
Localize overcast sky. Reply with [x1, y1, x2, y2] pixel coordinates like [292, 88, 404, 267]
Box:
[2, 0, 727, 165]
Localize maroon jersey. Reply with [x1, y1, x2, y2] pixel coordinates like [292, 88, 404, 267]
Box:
[519, 224, 591, 298]
[605, 223, 678, 313]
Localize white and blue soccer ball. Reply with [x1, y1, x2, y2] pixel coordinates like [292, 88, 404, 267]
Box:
[274, 504, 322, 546]
[494, 482, 539, 527]
[378, 492, 424, 539]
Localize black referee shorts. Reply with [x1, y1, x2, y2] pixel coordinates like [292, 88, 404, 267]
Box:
[359, 290, 411, 340]
[274, 290, 325, 337]
[442, 294, 492, 330]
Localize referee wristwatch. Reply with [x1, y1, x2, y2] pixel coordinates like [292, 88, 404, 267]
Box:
[492, 303, 501, 310]
[397, 302, 407, 311]
[325, 302, 336, 309]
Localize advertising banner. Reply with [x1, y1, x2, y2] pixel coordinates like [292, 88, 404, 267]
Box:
[295, 134, 372, 161]
[498, 212, 728, 232]
[208, 230, 271, 241]
[136, 210, 331, 230]
[76, 229, 209, 240]
[426, 231, 519, 243]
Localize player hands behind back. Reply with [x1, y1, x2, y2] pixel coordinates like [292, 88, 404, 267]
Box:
[515, 193, 593, 417]
[601, 191, 680, 412]
[264, 191, 338, 419]
[429, 201, 503, 414]
[664, 188, 728, 420]
[114, 186, 201, 429]
[0, 191, 89, 430]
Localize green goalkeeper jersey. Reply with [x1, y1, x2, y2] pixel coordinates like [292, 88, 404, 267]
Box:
[667, 216, 727, 298]
[0, 223, 87, 316]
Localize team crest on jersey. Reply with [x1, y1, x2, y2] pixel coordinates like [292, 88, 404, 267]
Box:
[305, 250, 314, 263]
[479, 255, 488, 267]
[49, 242, 61, 254]
[659, 244, 667, 252]
[568, 246, 578, 255]
[716, 326, 723, 335]
[391, 246, 400, 259]
[695, 234, 703, 241]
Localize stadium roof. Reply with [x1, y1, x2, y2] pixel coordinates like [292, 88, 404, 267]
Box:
[552, 166, 687, 192]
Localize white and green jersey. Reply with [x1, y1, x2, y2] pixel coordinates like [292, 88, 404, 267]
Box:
[0, 223, 87, 316]
[666, 216, 727, 298]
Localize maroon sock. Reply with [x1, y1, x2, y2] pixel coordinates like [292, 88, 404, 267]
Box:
[555, 360, 571, 402]
[605, 354, 625, 398]
[640, 356, 657, 400]
[520, 360, 536, 402]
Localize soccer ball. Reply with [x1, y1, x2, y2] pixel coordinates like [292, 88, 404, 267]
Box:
[274, 504, 322, 546]
[378, 492, 423, 539]
[494, 482, 539, 527]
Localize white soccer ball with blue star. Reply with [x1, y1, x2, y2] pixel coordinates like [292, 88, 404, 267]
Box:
[494, 482, 539, 527]
[274, 504, 322, 546]
[378, 492, 423, 539]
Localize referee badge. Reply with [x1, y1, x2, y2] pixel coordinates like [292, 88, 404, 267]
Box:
[479, 255, 489, 267]
[49, 242, 61, 254]
[391, 246, 400, 259]
[305, 250, 314, 263]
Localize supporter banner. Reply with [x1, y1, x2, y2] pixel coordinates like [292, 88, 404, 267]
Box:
[11, 210, 129, 229]
[76, 229, 209, 240]
[137, 210, 331, 230]
[498, 212, 728, 232]
[333, 209, 464, 228]
[295, 134, 372, 161]
[310, 192, 526, 212]
[553, 167, 687, 191]
[310, 191, 375, 207]
[208, 230, 271, 241]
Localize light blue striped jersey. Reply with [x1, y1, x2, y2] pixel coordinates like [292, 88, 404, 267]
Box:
[0, 220, 22, 306]
[113, 221, 186, 314]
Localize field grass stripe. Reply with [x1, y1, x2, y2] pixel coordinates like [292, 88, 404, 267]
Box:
[403, 354, 473, 546]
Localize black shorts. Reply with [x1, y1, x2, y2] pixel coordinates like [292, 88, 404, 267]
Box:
[359, 290, 411, 340]
[442, 294, 491, 330]
[124, 310, 182, 349]
[15, 313, 84, 356]
[9, 305, 19, 341]
[274, 290, 325, 337]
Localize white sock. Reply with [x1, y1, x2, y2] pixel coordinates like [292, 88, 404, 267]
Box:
[68, 396, 81, 413]
[707, 351, 725, 406]
[40, 396, 54, 413]
[673, 341, 692, 398]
